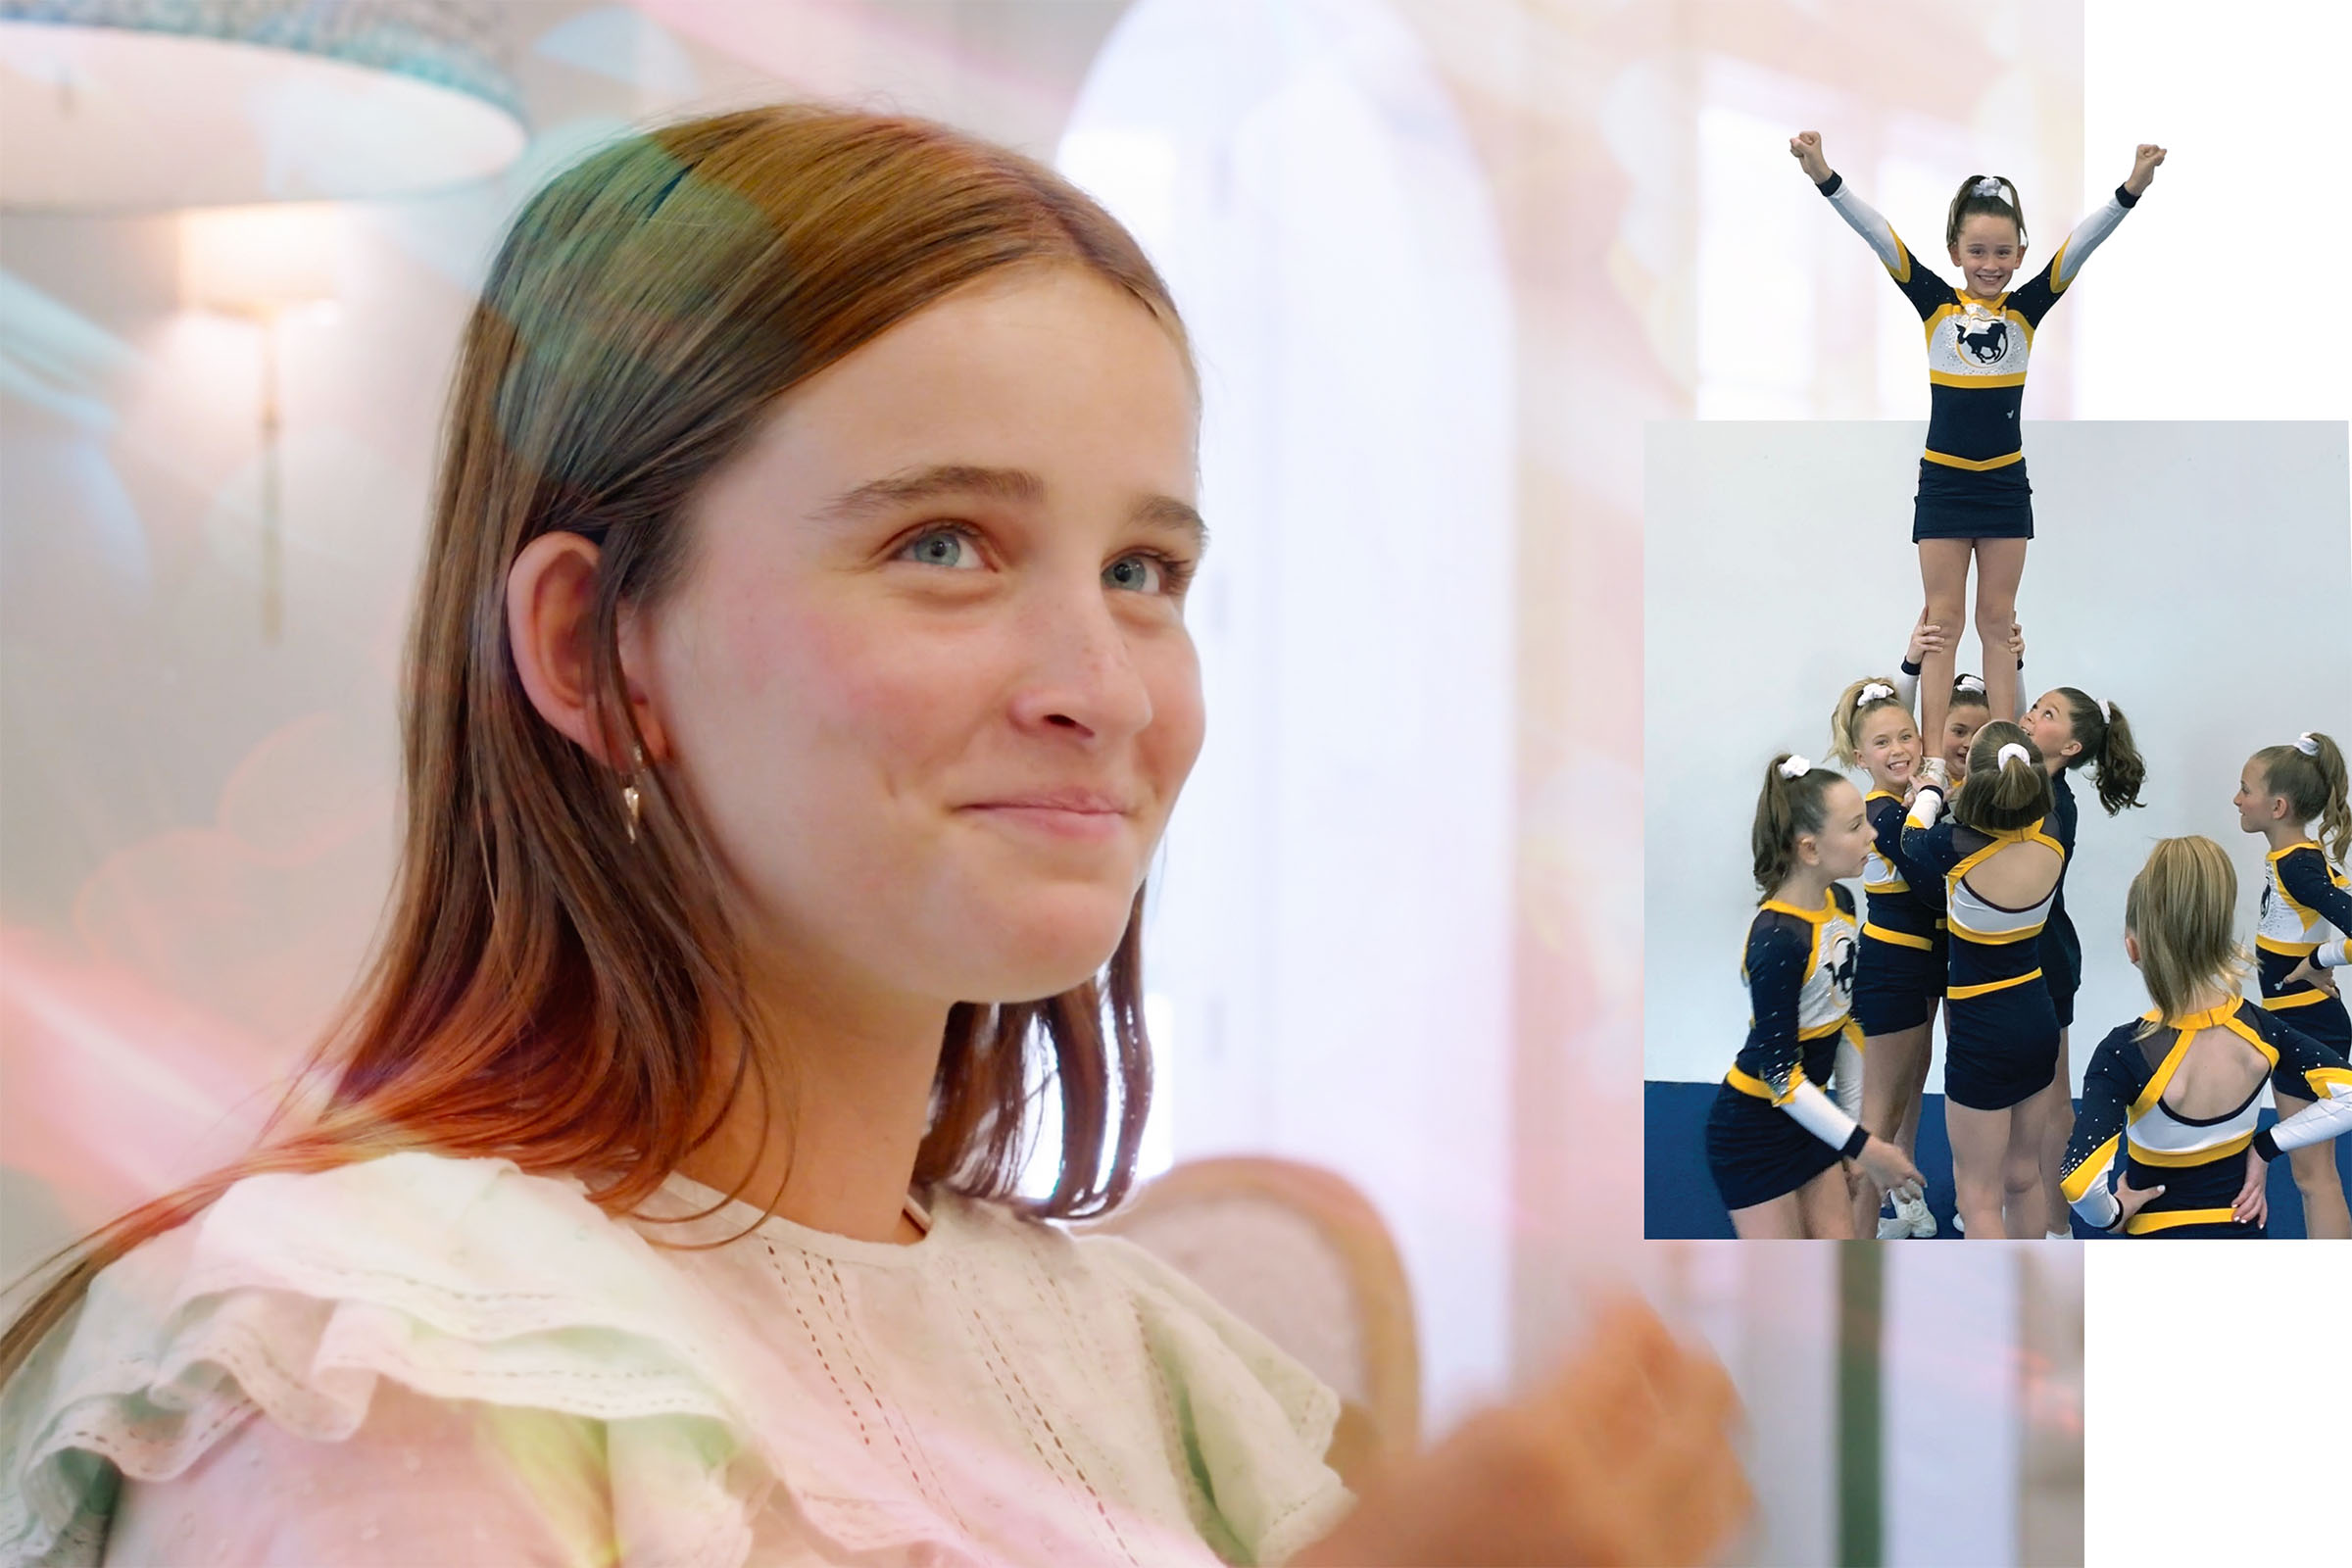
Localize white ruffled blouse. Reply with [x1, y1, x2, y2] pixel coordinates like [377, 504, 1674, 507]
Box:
[0, 1153, 1352, 1566]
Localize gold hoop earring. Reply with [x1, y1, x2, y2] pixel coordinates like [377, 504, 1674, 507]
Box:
[621, 744, 646, 844]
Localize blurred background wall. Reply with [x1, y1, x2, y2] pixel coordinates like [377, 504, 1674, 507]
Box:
[1, 3, 2130, 1562]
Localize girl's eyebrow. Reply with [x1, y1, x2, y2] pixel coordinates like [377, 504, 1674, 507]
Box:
[818, 463, 1044, 521]
[816, 463, 1207, 549]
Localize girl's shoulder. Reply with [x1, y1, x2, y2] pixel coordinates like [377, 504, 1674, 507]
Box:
[0, 1152, 748, 1568]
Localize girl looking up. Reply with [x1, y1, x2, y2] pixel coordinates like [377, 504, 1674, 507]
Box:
[0, 106, 1747, 1568]
[1789, 130, 2164, 755]
[2061, 837, 2352, 1238]
[2020, 685, 2148, 1235]
[1904, 726, 2065, 1239]
[2234, 731, 2352, 1239]
[1706, 756, 1924, 1239]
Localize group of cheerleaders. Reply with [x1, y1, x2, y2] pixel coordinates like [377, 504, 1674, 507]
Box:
[1701, 133, 2352, 1239]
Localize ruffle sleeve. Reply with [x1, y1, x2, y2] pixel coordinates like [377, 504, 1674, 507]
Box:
[0, 1155, 764, 1568]
[1076, 1234, 1353, 1568]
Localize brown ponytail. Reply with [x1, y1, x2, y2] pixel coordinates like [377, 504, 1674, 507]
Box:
[1952, 721, 2052, 833]
[1752, 755, 1845, 900]
[2252, 732, 2352, 861]
[2054, 688, 2148, 815]
[2125, 837, 2246, 1034]
[1946, 173, 2028, 248]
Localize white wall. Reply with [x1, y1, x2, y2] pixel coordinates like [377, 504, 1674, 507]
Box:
[1643, 419, 2352, 1089]
[1059, 0, 1517, 1433]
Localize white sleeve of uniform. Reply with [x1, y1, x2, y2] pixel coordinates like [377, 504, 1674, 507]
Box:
[2266, 1088, 2352, 1156]
[1834, 1031, 1865, 1125]
[1822, 178, 1909, 275]
[1784, 1079, 1864, 1153]
[2048, 189, 2133, 291]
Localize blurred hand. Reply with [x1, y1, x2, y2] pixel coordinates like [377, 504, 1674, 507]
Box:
[2285, 957, 2339, 999]
[1789, 131, 1832, 183]
[1294, 1298, 1751, 1567]
[2111, 1169, 2167, 1229]
[1858, 1136, 1924, 1201]
[2231, 1148, 2270, 1227]
[1907, 611, 1947, 667]
[2126, 143, 2167, 195]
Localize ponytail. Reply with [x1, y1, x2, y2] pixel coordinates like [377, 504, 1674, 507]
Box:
[2251, 732, 2352, 861]
[1828, 675, 1909, 769]
[1953, 721, 2052, 832]
[1752, 754, 1844, 900]
[1946, 172, 2028, 248]
[2125, 836, 2246, 1034]
[2054, 687, 2148, 815]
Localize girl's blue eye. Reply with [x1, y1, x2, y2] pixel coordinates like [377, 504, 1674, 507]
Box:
[901, 527, 980, 569]
[1104, 554, 1167, 594]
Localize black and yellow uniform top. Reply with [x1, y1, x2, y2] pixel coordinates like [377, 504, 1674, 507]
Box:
[1725, 885, 1867, 1154]
[2256, 841, 2352, 1023]
[1900, 812, 2065, 1002]
[1861, 790, 1940, 946]
[2059, 1000, 2352, 1235]
[1815, 172, 2139, 474]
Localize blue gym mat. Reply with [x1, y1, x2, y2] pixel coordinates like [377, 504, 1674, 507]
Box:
[1644, 1079, 2351, 1239]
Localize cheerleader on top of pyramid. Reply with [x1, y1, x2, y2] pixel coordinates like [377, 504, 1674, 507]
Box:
[1788, 129, 2166, 766]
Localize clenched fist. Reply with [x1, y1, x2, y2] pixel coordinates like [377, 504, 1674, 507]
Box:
[1294, 1298, 1751, 1566]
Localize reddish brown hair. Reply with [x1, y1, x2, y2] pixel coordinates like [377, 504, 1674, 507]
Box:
[4, 105, 1189, 1381]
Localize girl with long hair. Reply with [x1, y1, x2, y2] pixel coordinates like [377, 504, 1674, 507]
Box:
[2234, 730, 2352, 1239]
[2018, 685, 2149, 1234]
[2060, 837, 2352, 1238]
[1902, 725, 2065, 1238]
[1705, 756, 1925, 1239]
[1788, 130, 2164, 757]
[0, 108, 1745, 1567]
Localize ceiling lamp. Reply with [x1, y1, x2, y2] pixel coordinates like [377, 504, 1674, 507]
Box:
[0, 0, 526, 211]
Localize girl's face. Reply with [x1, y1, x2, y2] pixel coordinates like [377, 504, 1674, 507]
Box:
[1855, 706, 1919, 791]
[641, 266, 1205, 1010]
[2233, 762, 2285, 835]
[1942, 703, 1990, 773]
[1950, 213, 2026, 297]
[1806, 779, 1877, 883]
[2022, 690, 2080, 774]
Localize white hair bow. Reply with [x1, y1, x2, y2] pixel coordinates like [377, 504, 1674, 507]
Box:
[1780, 756, 1814, 780]
[2297, 733, 2323, 757]
[1997, 742, 2032, 769]
[1973, 176, 2008, 199]
[1956, 673, 1986, 695]
[1859, 682, 1895, 704]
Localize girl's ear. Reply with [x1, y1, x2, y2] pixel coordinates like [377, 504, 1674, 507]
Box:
[2124, 931, 2141, 966]
[507, 531, 671, 765]
[1793, 832, 1821, 869]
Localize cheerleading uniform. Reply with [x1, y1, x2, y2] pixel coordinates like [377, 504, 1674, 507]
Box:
[2060, 1000, 2352, 1237]
[2039, 770, 2083, 1030]
[1814, 172, 2139, 541]
[1706, 886, 1868, 1210]
[1853, 789, 1946, 1036]
[2255, 840, 2352, 1093]
[1903, 788, 2064, 1109]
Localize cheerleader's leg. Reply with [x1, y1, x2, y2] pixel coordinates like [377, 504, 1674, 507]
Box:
[1917, 539, 1973, 759]
[1971, 536, 2029, 723]
[2273, 1086, 2352, 1239]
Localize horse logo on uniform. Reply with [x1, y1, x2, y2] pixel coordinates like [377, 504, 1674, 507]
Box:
[1954, 317, 2009, 365]
[1826, 932, 1859, 997]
